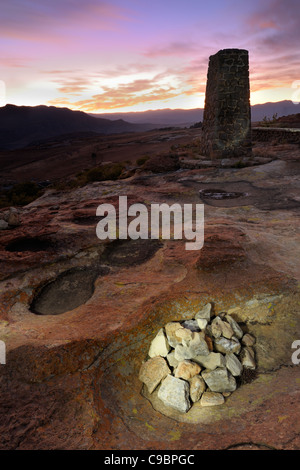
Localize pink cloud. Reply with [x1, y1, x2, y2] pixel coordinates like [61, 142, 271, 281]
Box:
[0, 57, 34, 68]
[143, 42, 198, 58]
[48, 77, 180, 111]
[0, 1, 131, 42]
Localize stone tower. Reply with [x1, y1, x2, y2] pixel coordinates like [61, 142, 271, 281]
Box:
[201, 49, 252, 159]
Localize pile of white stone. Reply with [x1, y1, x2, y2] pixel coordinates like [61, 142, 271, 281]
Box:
[139, 303, 256, 413]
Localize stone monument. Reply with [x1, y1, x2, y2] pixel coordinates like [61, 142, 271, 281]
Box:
[201, 49, 252, 159]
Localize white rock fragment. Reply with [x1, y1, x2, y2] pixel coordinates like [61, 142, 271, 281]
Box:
[148, 328, 170, 358]
[174, 360, 201, 380]
[195, 303, 212, 321]
[242, 333, 256, 347]
[165, 322, 183, 348]
[225, 315, 244, 339]
[212, 316, 234, 339]
[174, 343, 193, 361]
[240, 347, 256, 369]
[225, 353, 243, 376]
[176, 327, 193, 343]
[211, 317, 223, 338]
[193, 352, 226, 370]
[202, 367, 237, 393]
[196, 318, 208, 330]
[246, 346, 255, 359]
[188, 375, 206, 403]
[220, 320, 234, 339]
[174, 331, 210, 361]
[182, 320, 200, 332]
[189, 332, 210, 356]
[158, 375, 191, 413]
[166, 350, 179, 369]
[139, 356, 171, 393]
[214, 336, 241, 354]
[200, 391, 224, 407]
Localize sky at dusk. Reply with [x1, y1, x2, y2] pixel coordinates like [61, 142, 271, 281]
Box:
[1, 0, 299, 113]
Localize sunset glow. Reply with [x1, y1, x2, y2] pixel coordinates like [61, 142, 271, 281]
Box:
[1, 0, 299, 113]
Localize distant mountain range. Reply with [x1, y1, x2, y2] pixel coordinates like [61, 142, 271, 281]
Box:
[0, 100, 299, 150]
[91, 100, 300, 126]
[0, 104, 156, 150]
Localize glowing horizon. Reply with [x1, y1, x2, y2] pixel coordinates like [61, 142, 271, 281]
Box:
[1, 1, 299, 114]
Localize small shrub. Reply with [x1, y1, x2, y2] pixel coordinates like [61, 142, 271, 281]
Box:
[52, 162, 127, 191]
[259, 113, 278, 127]
[231, 160, 248, 169]
[85, 163, 125, 182]
[136, 156, 150, 166]
[7, 182, 42, 206]
[190, 121, 202, 129]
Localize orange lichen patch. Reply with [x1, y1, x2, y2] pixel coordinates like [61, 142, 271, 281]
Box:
[17, 291, 30, 304]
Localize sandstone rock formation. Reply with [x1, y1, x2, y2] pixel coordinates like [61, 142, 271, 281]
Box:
[0, 126, 299, 449]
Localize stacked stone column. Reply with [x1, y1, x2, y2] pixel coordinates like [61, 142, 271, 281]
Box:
[201, 49, 252, 159]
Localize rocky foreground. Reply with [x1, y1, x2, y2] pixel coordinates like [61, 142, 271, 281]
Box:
[140, 303, 256, 413]
[0, 136, 299, 449]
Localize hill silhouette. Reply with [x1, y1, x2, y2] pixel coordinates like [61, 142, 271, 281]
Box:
[0, 104, 156, 150]
[91, 100, 299, 126]
[1, 101, 299, 151]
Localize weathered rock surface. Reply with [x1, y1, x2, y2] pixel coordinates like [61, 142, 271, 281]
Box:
[200, 391, 225, 407]
[165, 322, 183, 348]
[219, 320, 234, 339]
[196, 226, 247, 270]
[214, 336, 241, 354]
[148, 328, 170, 358]
[174, 360, 201, 380]
[166, 350, 179, 369]
[139, 357, 171, 393]
[157, 375, 191, 413]
[193, 352, 225, 370]
[225, 353, 243, 376]
[0, 220, 9, 230]
[174, 331, 210, 361]
[182, 320, 200, 332]
[195, 303, 212, 321]
[7, 208, 21, 227]
[196, 318, 208, 330]
[242, 333, 256, 347]
[188, 375, 206, 403]
[202, 367, 237, 393]
[225, 315, 244, 339]
[212, 317, 234, 339]
[211, 316, 223, 338]
[176, 327, 193, 343]
[189, 332, 210, 356]
[240, 347, 256, 369]
[0, 128, 299, 449]
[174, 344, 192, 361]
